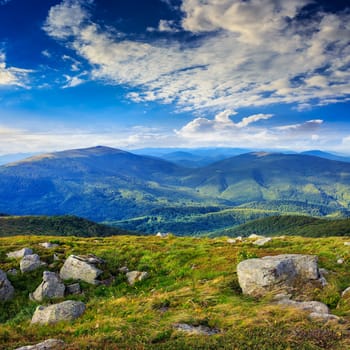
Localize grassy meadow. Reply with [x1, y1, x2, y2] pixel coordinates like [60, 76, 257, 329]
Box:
[0, 234, 350, 349]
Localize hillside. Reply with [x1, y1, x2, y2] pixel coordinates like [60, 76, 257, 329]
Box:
[1, 146, 350, 232]
[0, 215, 133, 237]
[0, 234, 350, 349]
[215, 215, 350, 238]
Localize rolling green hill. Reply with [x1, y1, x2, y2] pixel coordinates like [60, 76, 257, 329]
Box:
[1, 146, 350, 234]
[0, 215, 133, 237]
[215, 215, 350, 238]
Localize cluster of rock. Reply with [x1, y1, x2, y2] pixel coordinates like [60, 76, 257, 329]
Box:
[14, 339, 64, 350]
[2, 244, 149, 331]
[237, 253, 341, 321]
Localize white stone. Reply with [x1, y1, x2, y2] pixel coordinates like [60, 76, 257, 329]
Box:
[14, 339, 64, 350]
[31, 300, 85, 324]
[60, 255, 103, 285]
[7, 248, 33, 259]
[39, 242, 58, 249]
[173, 323, 219, 335]
[126, 271, 149, 285]
[20, 254, 45, 273]
[237, 254, 320, 297]
[30, 271, 65, 302]
[253, 237, 272, 246]
[0, 269, 14, 301]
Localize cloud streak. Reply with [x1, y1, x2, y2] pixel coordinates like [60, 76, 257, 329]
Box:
[0, 52, 31, 87]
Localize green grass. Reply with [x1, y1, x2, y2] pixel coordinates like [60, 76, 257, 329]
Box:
[214, 215, 350, 238]
[0, 215, 134, 237]
[1, 234, 350, 349]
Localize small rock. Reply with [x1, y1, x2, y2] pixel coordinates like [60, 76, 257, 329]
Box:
[118, 266, 129, 273]
[7, 248, 33, 259]
[60, 254, 103, 285]
[66, 283, 81, 295]
[53, 254, 60, 261]
[7, 268, 18, 275]
[30, 271, 65, 302]
[309, 312, 340, 321]
[39, 242, 58, 249]
[0, 269, 14, 301]
[227, 238, 236, 244]
[20, 254, 45, 273]
[248, 234, 262, 239]
[253, 237, 272, 246]
[341, 286, 350, 298]
[156, 232, 169, 237]
[14, 339, 64, 350]
[126, 271, 148, 285]
[31, 300, 86, 324]
[173, 323, 220, 335]
[337, 258, 344, 264]
[344, 242, 350, 246]
[277, 299, 329, 314]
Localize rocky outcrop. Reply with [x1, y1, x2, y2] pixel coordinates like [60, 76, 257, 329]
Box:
[59, 255, 103, 285]
[0, 269, 14, 301]
[341, 286, 350, 298]
[126, 271, 148, 285]
[7, 248, 33, 259]
[20, 254, 45, 273]
[30, 271, 65, 302]
[237, 254, 320, 297]
[31, 300, 85, 324]
[14, 339, 64, 350]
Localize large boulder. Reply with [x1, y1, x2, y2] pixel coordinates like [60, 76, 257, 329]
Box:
[7, 248, 33, 259]
[60, 254, 103, 285]
[20, 254, 45, 273]
[30, 271, 65, 302]
[237, 254, 320, 297]
[14, 339, 64, 350]
[0, 269, 14, 301]
[126, 271, 148, 285]
[31, 300, 85, 324]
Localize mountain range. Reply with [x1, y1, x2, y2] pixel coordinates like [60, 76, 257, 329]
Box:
[1, 145, 350, 234]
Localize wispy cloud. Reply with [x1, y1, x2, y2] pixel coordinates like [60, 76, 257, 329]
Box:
[0, 52, 32, 87]
[43, 0, 350, 112]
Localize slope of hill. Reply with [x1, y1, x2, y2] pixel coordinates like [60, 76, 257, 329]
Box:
[0, 234, 349, 349]
[301, 150, 350, 163]
[214, 215, 350, 238]
[0, 215, 133, 237]
[1, 147, 350, 231]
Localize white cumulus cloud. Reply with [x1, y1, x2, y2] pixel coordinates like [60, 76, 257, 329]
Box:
[43, 0, 350, 112]
[0, 52, 32, 87]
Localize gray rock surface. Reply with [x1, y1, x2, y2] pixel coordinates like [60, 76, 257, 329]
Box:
[59, 255, 103, 285]
[0, 269, 14, 301]
[253, 237, 272, 246]
[309, 312, 340, 321]
[20, 254, 45, 273]
[14, 339, 64, 350]
[7, 248, 33, 259]
[30, 271, 65, 302]
[31, 300, 85, 324]
[237, 254, 320, 297]
[173, 323, 220, 335]
[126, 271, 149, 285]
[277, 298, 329, 314]
[66, 283, 81, 295]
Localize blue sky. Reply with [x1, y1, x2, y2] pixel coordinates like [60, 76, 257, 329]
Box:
[0, 0, 349, 154]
